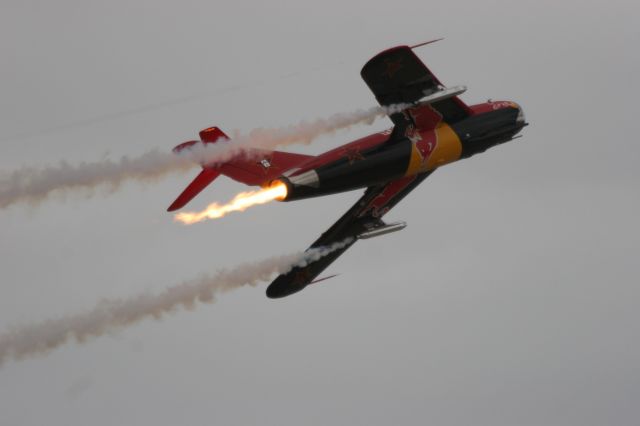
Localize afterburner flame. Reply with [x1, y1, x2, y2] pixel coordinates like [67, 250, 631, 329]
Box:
[174, 182, 287, 225]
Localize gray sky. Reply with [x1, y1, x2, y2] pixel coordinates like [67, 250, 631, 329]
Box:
[1, 0, 639, 425]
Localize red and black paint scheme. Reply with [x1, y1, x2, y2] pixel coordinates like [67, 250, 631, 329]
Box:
[168, 42, 528, 298]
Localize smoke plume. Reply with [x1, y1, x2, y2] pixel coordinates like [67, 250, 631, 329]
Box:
[0, 105, 406, 209]
[0, 150, 193, 209]
[0, 239, 352, 366]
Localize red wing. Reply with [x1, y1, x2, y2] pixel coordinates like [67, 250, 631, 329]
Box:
[266, 172, 433, 298]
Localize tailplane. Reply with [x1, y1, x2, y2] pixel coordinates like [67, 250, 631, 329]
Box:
[167, 168, 221, 212]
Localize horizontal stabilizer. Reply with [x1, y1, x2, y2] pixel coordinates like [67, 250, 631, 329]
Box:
[167, 168, 221, 211]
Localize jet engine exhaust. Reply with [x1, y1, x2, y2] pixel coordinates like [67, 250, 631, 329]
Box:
[173, 181, 287, 224]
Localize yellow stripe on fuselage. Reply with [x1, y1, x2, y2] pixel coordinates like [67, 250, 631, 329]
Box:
[405, 142, 424, 176]
[426, 123, 463, 171]
[404, 123, 463, 177]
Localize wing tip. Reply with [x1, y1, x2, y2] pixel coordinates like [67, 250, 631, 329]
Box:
[266, 270, 313, 299]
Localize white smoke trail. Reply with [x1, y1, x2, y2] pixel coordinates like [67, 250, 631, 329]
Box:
[0, 105, 407, 209]
[0, 150, 193, 209]
[0, 239, 352, 367]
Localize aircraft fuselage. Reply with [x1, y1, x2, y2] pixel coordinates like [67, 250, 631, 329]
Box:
[277, 101, 526, 202]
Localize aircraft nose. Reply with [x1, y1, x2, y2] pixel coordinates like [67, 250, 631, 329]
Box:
[514, 103, 526, 124]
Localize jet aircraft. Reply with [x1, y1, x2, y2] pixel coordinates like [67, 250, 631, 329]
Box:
[168, 43, 528, 298]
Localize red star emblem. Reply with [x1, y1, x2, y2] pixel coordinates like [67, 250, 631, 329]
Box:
[383, 58, 403, 79]
[343, 148, 365, 165]
[292, 269, 311, 285]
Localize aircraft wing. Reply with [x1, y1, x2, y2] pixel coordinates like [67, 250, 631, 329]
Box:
[360, 45, 470, 128]
[266, 171, 433, 298]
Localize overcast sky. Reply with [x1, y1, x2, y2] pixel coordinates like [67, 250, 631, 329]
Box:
[1, 1, 639, 425]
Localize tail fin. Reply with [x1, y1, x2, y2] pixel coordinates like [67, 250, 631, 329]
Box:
[168, 126, 313, 211]
[167, 127, 229, 211]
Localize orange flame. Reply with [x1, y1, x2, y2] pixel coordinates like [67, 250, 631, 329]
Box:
[174, 181, 287, 225]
